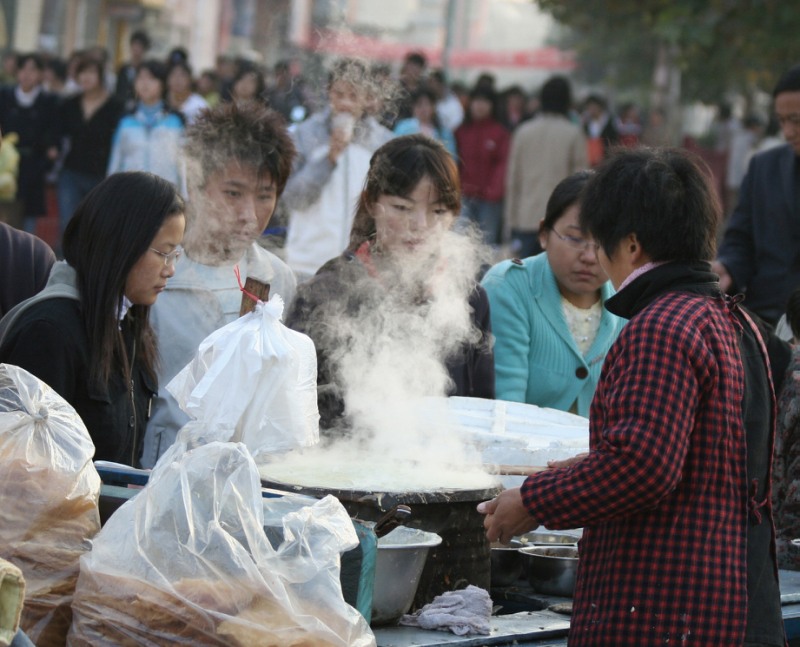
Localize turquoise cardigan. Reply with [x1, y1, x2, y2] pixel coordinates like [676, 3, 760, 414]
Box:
[481, 253, 626, 416]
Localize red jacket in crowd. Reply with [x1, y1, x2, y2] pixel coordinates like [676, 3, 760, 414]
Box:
[454, 117, 510, 203]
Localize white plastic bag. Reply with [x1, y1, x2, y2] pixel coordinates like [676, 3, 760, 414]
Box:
[167, 295, 319, 457]
[0, 364, 101, 647]
[68, 441, 375, 647]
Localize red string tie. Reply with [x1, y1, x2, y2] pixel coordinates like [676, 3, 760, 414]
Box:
[234, 264, 262, 305]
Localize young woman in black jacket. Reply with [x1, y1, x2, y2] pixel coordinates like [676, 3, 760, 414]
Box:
[0, 172, 185, 466]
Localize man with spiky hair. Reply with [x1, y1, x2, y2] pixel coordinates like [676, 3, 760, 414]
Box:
[141, 101, 297, 468]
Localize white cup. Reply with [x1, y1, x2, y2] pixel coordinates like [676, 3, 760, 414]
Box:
[331, 112, 356, 142]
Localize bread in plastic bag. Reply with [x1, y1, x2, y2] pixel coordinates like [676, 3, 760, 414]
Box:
[166, 295, 319, 457]
[67, 440, 375, 646]
[0, 363, 101, 647]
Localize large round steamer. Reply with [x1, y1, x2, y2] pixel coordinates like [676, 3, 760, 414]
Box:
[260, 476, 501, 611]
[261, 398, 589, 613]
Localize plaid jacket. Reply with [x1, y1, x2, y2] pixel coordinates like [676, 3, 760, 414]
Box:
[773, 348, 800, 570]
[523, 263, 781, 646]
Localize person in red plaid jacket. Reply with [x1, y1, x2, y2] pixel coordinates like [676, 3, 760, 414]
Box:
[479, 148, 785, 647]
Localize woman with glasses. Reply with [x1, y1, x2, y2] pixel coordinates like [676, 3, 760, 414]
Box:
[0, 172, 184, 466]
[481, 170, 624, 416]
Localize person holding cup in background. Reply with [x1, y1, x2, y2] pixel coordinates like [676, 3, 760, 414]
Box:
[282, 58, 394, 284]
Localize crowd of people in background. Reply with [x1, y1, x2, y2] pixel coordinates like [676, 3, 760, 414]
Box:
[2, 23, 800, 647]
[0, 36, 684, 259]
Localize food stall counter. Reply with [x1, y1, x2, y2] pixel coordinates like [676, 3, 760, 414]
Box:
[373, 570, 800, 647]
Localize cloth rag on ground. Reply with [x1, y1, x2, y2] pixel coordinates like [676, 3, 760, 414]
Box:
[398, 585, 491, 636]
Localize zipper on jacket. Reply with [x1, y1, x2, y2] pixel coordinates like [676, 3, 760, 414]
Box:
[129, 338, 137, 466]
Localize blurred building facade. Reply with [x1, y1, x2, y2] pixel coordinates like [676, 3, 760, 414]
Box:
[0, 0, 572, 87]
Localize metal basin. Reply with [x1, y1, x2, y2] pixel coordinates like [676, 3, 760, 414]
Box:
[490, 532, 579, 588]
[520, 545, 579, 597]
[490, 543, 525, 587]
[372, 526, 442, 625]
[515, 531, 580, 547]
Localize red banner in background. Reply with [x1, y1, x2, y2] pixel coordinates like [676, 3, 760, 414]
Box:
[305, 29, 576, 71]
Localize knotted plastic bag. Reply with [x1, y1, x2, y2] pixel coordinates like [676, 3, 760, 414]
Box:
[68, 440, 375, 646]
[166, 295, 319, 457]
[0, 363, 101, 647]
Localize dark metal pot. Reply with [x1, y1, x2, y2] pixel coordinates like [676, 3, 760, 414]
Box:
[261, 477, 501, 610]
[490, 544, 525, 587]
[520, 545, 579, 597]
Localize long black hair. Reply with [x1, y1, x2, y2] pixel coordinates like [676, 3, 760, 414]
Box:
[63, 172, 184, 389]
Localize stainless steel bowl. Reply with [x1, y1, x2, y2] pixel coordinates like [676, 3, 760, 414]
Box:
[515, 531, 580, 547]
[520, 545, 579, 597]
[372, 527, 442, 625]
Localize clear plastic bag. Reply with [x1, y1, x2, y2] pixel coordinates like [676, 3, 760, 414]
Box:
[0, 364, 101, 647]
[166, 295, 319, 457]
[68, 440, 375, 646]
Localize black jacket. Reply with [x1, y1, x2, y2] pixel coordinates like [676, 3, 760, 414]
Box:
[58, 93, 124, 177]
[0, 86, 59, 216]
[285, 251, 495, 433]
[0, 297, 156, 466]
[718, 143, 800, 323]
[0, 222, 54, 318]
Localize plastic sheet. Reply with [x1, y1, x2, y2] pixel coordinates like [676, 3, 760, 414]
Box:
[68, 441, 375, 646]
[0, 364, 101, 647]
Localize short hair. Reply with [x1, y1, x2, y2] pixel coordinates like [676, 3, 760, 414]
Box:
[773, 63, 800, 98]
[167, 60, 193, 80]
[404, 51, 427, 68]
[583, 93, 608, 110]
[63, 172, 184, 388]
[45, 57, 67, 82]
[411, 85, 437, 106]
[349, 134, 461, 251]
[469, 85, 496, 104]
[75, 56, 105, 85]
[183, 101, 295, 197]
[787, 287, 800, 340]
[136, 59, 168, 86]
[542, 170, 594, 232]
[579, 148, 720, 263]
[16, 52, 44, 71]
[475, 72, 496, 90]
[429, 69, 447, 85]
[130, 30, 151, 49]
[167, 47, 189, 67]
[540, 76, 571, 115]
[233, 61, 266, 97]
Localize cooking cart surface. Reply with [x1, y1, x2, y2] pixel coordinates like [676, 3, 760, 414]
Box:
[373, 570, 800, 647]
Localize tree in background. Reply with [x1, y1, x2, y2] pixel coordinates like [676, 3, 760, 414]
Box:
[536, 0, 800, 142]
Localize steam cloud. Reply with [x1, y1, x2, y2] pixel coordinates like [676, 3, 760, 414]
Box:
[261, 226, 501, 492]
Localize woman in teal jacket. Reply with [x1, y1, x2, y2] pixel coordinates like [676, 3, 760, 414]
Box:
[481, 171, 625, 416]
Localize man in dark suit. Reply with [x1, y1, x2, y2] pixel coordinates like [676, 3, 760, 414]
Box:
[713, 63, 800, 325]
